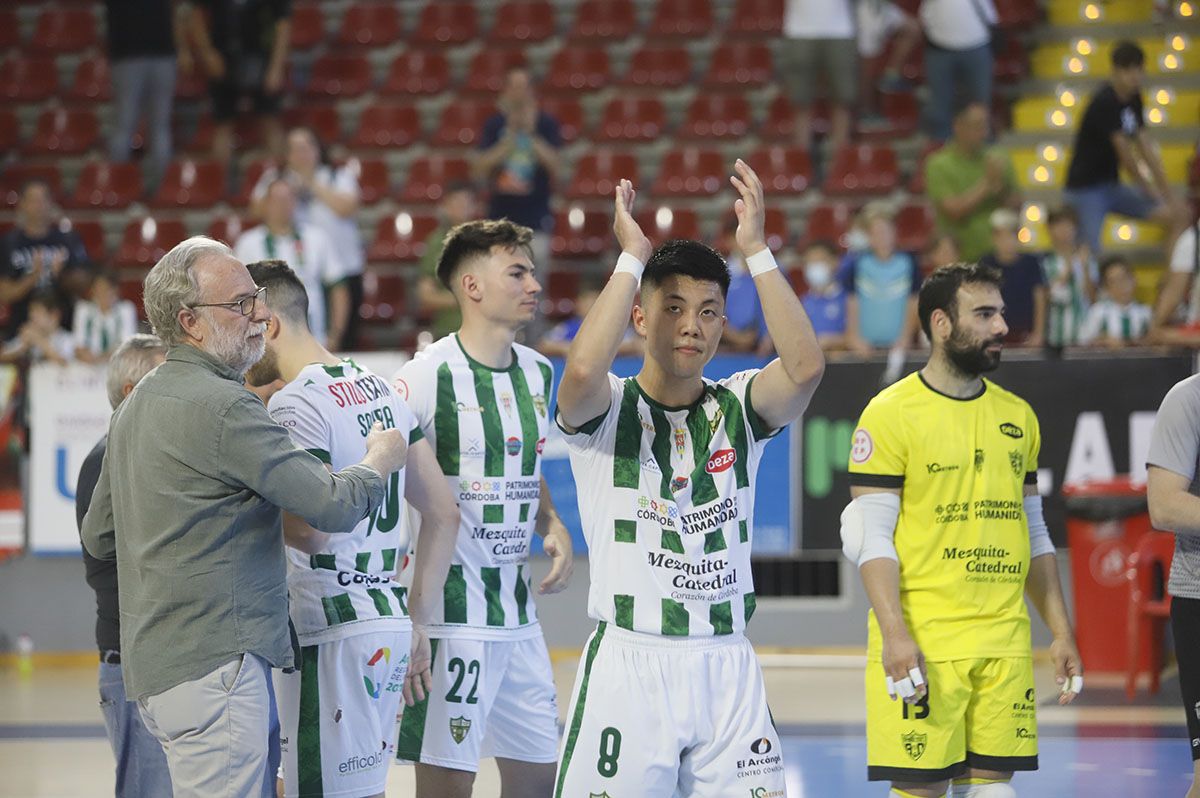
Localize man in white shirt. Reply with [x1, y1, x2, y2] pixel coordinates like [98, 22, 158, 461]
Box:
[919, 0, 997, 141]
[780, 0, 857, 151]
[235, 179, 350, 346]
[1150, 219, 1200, 345]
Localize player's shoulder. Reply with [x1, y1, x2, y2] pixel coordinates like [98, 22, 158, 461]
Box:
[267, 374, 322, 415]
[982, 377, 1035, 417]
[862, 371, 925, 415]
[512, 341, 553, 373]
[711, 368, 760, 401]
[1161, 373, 1200, 407]
[398, 335, 458, 378]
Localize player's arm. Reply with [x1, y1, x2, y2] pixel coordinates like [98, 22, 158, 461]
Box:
[729, 160, 824, 430]
[1112, 131, 1157, 197]
[557, 179, 652, 430]
[1134, 129, 1174, 200]
[1150, 270, 1189, 333]
[401, 436, 460, 705]
[535, 475, 573, 594]
[80, 450, 117, 561]
[1149, 466, 1200, 533]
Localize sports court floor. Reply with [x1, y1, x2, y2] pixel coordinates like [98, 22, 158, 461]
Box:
[0, 656, 1190, 797]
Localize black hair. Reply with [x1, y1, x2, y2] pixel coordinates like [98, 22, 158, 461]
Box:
[918, 262, 1004, 339]
[1112, 40, 1145, 69]
[92, 269, 119, 287]
[28, 289, 61, 314]
[642, 239, 730, 298]
[1046, 204, 1079, 227]
[952, 98, 988, 120]
[436, 219, 534, 291]
[1099, 254, 1130, 283]
[245, 259, 310, 329]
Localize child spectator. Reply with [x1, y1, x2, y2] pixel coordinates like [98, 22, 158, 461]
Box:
[417, 181, 478, 339]
[924, 233, 960, 272]
[1080, 255, 1152, 347]
[1042, 205, 1097, 349]
[800, 240, 848, 351]
[980, 209, 1046, 346]
[73, 271, 139, 363]
[841, 203, 921, 356]
[1, 290, 75, 366]
[538, 276, 640, 358]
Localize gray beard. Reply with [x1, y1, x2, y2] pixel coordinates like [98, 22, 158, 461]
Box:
[206, 320, 267, 376]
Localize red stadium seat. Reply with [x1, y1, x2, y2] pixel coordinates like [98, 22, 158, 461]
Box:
[432, 101, 496, 148]
[649, 0, 714, 38]
[994, 0, 1039, 28]
[369, 213, 440, 263]
[30, 8, 98, 54]
[544, 271, 580, 310]
[570, 0, 636, 40]
[289, 4, 325, 50]
[1, 165, 63, 208]
[0, 110, 18, 153]
[540, 97, 584, 144]
[345, 157, 391, 205]
[26, 109, 100, 155]
[822, 145, 899, 196]
[206, 213, 254, 247]
[993, 36, 1027, 81]
[0, 56, 59, 103]
[118, 275, 146, 315]
[352, 105, 421, 149]
[635, 206, 702, 245]
[728, 0, 783, 36]
[231, 159, 273, 207]
[802, 203, 855, 249]
[566, 151, 639, 200]
[151, 159, 225, 208]
[860, 93, 920, 141]
[747, 146, 813, 195]
[68, 162, 144, 210]
[623, 46, 692, 90]
[761, 96, 836, 140]
[414, 2, 478, 45]
[305, 54, 372, 98]
[491, 1, 557, 44]
[464, 50, 528, 94]
[70, 57, 112, 103]
[175, 67, 207, 101]
[360, 272, 407, 324]
[652, 148, 726, 197]
[401, 156, 471, 204]
[336, 3, 402, 48]
[63, 219, 107, 261]
[282, 105, 343, 145]
[894, 203, 936, 252]
[0, 10, 17, 51]
[703, 42, 773, 88]
[544, 46, 611, 94]
[552, 207, 612, 258]
[116, 217, 189, 268]
[681, 94, 752, 140]
[383, 50, 452, 96]
[597, 97, 666, 143]
[763, 208, 790, 251]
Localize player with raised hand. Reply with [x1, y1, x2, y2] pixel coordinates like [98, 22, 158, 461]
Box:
[553, 161, 824, 797]
[844, 262, 1083, 798]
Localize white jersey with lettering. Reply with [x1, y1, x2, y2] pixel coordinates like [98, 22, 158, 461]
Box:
[269, 359, 423, 645]
[559, 371, 780, 638]
[394, 334, 553, 641]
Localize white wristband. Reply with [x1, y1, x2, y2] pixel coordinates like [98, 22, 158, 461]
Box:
[613, 252, 645, 282]
[745, 248, 779, 277]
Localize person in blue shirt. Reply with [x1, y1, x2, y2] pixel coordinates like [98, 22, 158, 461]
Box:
[538, 276, 641, 358]
[840, 203, 921, 357]
[799, 240, 848, 352]
[979, 208, 1047, 346]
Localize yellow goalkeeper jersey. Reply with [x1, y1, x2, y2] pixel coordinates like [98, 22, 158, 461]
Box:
[848, 372, 1040, 661]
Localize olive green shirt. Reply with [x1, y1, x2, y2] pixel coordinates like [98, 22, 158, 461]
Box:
[926, 144, 1017, 262]
[81, 345, 385, 700]
[420, 224, 461, 339]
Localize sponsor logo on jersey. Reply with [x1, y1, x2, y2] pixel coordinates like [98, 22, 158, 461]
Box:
[708, 407, 724, 434]
[750, 738, 772, 755]
[749, 789, 785, 798]
[588, 793, 612, 798]
[458, 478, 503, 502]
[674, 427, 687, 456]
[1016, 727, 1037, 740]
[506, 436, 522, 456]
[338, 749, 386, 775]
[707, 449, 736, 473]
[464, 438, 485, 458]
[974, 449, 985, 473]
[363, 647, 391, 699]
[536, 437, 545, 454]
[456, 402, 485, 413]
[850, 429, 873, 464]
[671, 476, 689, 493]
[394, 378, 409, 400]
[637, 494, 678, 525]
[925, 462, 960, 474]
[902, 730, 926, 761]
[680, 497, 737, 535]
[1025, 688, 1036, 702]
[639, 414, 655, 433]
[449, 716, 472, 744]
[533, 393, 548, 418]
[641, 456, 661, 473]
[501, 392, 514, 417]
[1000, 422, 1024, 439]
[1009, 449, 1024, 476]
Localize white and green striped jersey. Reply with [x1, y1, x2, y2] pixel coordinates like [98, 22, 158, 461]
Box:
[560, 370, 779, 638]
[268, 359, 422, 645]
[394, 334, 553, 641]
[1042, 252, 1093, 347]
[1079, 298, 1152, 344]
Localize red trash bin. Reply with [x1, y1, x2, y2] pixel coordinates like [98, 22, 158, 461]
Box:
[1061, 477, 1154, 673]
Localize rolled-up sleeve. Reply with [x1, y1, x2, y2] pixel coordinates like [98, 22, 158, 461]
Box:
[219, 394, 385, 532]
[80, 449, 117, 560]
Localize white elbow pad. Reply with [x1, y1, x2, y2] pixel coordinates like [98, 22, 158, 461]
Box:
[840, 493, 901, 566]
[1025, 495, 1055, 559]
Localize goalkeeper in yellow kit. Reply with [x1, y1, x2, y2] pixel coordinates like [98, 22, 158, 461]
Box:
[843, 263, 1084, 798]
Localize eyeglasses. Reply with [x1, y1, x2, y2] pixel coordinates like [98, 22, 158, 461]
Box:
[189, 286, 266, 317]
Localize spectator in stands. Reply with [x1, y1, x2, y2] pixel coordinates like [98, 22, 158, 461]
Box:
[1080, 255, 1151, 347]
[235, 179, 349, 346]
[918, 0, 997, 142]
[799, 240, 848, 352]
[1149, 217, 1200, 344]
[253, 127, 364, 350]
[841, 203, 921, 357]
[76, 334, 172, 798]
[980, 209, 1046, 346]
[1042, 205, 1096, 350]
[538, 276, 641, 359]
[1064, 40, 1190, 257]
[73, 271, 139, 364]
[0, 181, 91, 339]
[856, 0, 921, 123]
[0, 291, 75, 366]
[417, 181, 478, 340]
[780, 0, 857, 151]
[188, 0, 292, 171]
[106, 0, 192, 192]
[924, 233, 960, 272]
[926, 101, 1018, 262]
[719, 221, 769, 353]
[474, 67, 562, 272]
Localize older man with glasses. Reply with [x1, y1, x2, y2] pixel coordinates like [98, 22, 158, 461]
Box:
[81, 237, 409, 798]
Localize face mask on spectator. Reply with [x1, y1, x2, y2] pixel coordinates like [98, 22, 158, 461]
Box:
[805, 261, 833, 291]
